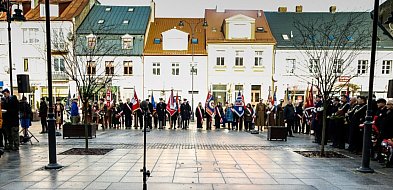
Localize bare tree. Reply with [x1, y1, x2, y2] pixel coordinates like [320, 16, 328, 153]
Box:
[292, 12, 371, 156]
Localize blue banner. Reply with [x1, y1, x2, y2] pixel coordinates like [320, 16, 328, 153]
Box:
[233, 91, 245, 117]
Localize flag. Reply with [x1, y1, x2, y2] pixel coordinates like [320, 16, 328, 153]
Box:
[176, 91, 180, 113]
[273, 86, 277, 106]
[166, 90, 177, 116]
[305, 83, 314, 108]
[131, 90, 140, 111]
[205, 91, 214, 116]
[233, 91, 245, 117]
[151, 92, 156, 113]
[106, 88, 112, 107]
[346, 86, 350, 97]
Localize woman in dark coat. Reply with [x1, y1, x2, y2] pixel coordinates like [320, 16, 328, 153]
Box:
[196, 102, 205, 129]
[39, 98, 48, 133]
[244, 103, 255, 131]
[214, 102, 223, 129]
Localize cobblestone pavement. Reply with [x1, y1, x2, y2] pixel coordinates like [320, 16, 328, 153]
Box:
[0, 122, 392, 190]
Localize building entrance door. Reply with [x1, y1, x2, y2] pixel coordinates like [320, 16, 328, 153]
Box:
[251, 85, 261, 106]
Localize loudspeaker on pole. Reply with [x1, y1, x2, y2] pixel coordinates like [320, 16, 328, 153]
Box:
[17, 74, 30, 93]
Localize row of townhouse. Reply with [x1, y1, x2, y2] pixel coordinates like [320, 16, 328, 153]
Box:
[0, 0, 392, 112]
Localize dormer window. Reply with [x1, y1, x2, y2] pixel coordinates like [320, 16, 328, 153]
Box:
[98, 19, 105, 24]
[122, 34, 133, 50]
[128, 8, 134, 12]
[225, 14, 255, 40]
[191, 38, 198, 44]
[123, 20, 129, 24]
[105, 7, 111, 12]
[86, 34, 97, 49]
[39, 4, 59, 17]
[282, 34, 290, 41]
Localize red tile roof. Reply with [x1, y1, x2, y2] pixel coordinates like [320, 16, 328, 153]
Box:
[25, 0, 89, 21]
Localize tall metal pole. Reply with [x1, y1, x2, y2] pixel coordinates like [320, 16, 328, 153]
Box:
[191, 24, 195, 122]
[44, 0, 62, 170]
[6, 0, 13, 95]
[357, 0, 378, 173]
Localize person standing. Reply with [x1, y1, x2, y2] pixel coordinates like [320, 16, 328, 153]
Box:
[196, 102, 204, 129]
[205, 102, 213, 130]
[294, 101, 304, 133]
[181, 99, 191, 129]
[39, 97, 48, 134]
[2, 89, 19, 151]
[70, 98, 79, 124]
[255, 99, 266, 131]
[225, 103, 234, 130]
[19, 96, 32, 139]
[334, 95, 350, 149]
[276, 99, 285, 126]
[244, 103, 255, 131]
[146, 99, 153, 129]
[55, 98, 65, 129]
[123, 98, 133, 129]
[119, 100, 125, 128]
[348, 96, 367, 153]
[214, 102, 222, 129]
[156, 98, 166, 129]
[312, 95, 323, 144]
[283, 100, 295, 137]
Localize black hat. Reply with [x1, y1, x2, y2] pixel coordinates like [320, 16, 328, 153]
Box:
[159, 98, 163, 101]
[183, 98, 187, 101]
[376, 98, 386, 104]
[1, 88, 9, 94]
[145, 99, 149, 101]
[41, 97, 45, 101]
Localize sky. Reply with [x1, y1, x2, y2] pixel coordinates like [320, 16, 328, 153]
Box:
[98, 0, 387, 17]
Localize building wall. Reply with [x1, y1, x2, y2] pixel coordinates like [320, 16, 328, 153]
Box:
[207, 43, 274, 104]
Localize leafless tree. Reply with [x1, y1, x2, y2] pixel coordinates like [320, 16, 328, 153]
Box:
[292, 12, 371, 156]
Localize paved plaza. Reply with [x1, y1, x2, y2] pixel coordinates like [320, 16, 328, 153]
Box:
[0, 122, 392, 190]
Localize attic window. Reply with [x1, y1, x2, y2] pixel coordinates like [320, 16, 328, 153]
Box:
[123, 20, 129, 24]
[282, 34, 290, 40]
[256, 27, 264, 32]
[98, 19, 105, 24]
[105, 7, 111, 12]
[191, 38, 198, 44]
[153, 38, 161, 44]
[128, 8, 134, 12]
[346, 36, 354, 42]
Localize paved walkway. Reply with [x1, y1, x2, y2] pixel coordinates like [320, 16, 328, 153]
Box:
[0, 122, 392, 190]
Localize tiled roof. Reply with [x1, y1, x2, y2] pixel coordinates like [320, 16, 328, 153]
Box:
[204, 9, 276, 44]
[24, 0, 89, 21]
[144, 18, 207, 55]
[77, 5, 150, 35]
[265, 12, 393, 50]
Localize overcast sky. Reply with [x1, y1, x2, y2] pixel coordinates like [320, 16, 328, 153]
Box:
[99, 0, 387, 17]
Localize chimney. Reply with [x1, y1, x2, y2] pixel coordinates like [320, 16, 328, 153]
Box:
[216, 5, 225, 13]
[330, 6, 336, 13]
[296, 5, 302, 13]
[257, 10, 262, 17]
[278, 7, 287, 13]
[150, 0, 155, 22]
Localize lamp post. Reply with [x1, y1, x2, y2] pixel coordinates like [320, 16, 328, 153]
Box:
[44, 0, 62, 170]
[178, 19, 208, 122]
[0, 0, 26, 95]
[357, 0, 381, 173]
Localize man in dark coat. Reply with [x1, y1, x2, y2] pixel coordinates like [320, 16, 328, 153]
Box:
[181, 99, 191, 129]
[2, 89, 19, 151]
[123, 98, 133, 129]
[196, 102, 204, 129]
[39, 97, 48, 133]
[348, 96, 367, 153]
[312, 95, 323, 144]
[119, 99, 125, 128]
[156, 98, 166, 129]
[381, 100, 393, 139]
[283, 100, 295, 137]
[334, 95, 350, 149]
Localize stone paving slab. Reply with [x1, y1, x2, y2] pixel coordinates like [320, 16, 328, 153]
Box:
[0, 122, 393, 189]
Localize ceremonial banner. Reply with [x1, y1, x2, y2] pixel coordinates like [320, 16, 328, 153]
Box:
[233, 91, 245, 117]
[151, 92, 156, 113]
[131, 90, 140, 111]
[166, 90, 177, 116]
[205, 91, 214, 116]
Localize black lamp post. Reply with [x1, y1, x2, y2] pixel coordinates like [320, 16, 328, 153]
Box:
[44, 0, 62, 170]
[0, 0, 26, 95]
[178, 19, 208, 122]
[357, 0, 381, 173]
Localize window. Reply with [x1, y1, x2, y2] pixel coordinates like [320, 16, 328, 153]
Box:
[235, 85, 243, 91]
[235, 50, 244, 66]
[122, 36, 133, 49]
[333, 59, 343, 74]
[357, 60, 368, 74]
[152, 62, 160, 75]
[216, 50, 225, 66]
[22, 28, 39, 44]
[105, 7, 111, 12]
[309, 59, 319, 73]
[54, 58, 65, 72]
[382, 60, 392, 75]
[190, 64, 197, 75]
[153, 38, 161, 44]
[87, 34, 97, 49]
[172, 63, 180, 76]
[286, 59, 296, 73]
[87, 61, 96, 75]
[52, 28, 65, 50]
[105, 61, 114, 75]
[128, 8, 134, 12]
[123, 20, 129, 24]
[124, 61, 133, 75]
[24, 59, 28, 72]
[191, 38, 198, 44]
[254, 51, 263, 66]
[98, 19, 105, 24]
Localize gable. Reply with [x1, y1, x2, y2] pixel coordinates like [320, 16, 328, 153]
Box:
[161, 28, 189, 37]
[225, 14, 255, 22]
[162, 28, 189, 51]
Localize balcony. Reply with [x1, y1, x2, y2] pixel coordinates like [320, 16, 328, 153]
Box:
[52, 71, 69, 81]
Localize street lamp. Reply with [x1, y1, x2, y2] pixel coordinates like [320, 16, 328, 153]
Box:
[178, 19, 208, 122]
[0, 0, 25, 95]
[44, 0, 62, 170]
[357, 0, 382, 173]
[384, 12, 393, 30]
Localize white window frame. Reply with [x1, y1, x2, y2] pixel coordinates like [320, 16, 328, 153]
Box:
[235, 50, 244, 66]
[53, 58, 65, 72]
[152, 62, 160, 75]
[122, 35, 133, 50]
[309, 59, 319, 73]
[86, 34, 97, 49]
[22, 28, 39, 44]
[105, 61, 114, 75]
[52, 28, 65, 50]
[382, 60, 392, 75]
[333, 59, 343, 74]
[286, 59, 296, 74]
[124, 61, 133, 75]
[216, 50, 225, 66]
[357, 60, 368, 74]
[87, 61, 96, 75]
[172, 62, 180, 76]
[254, 51, 263, 66]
